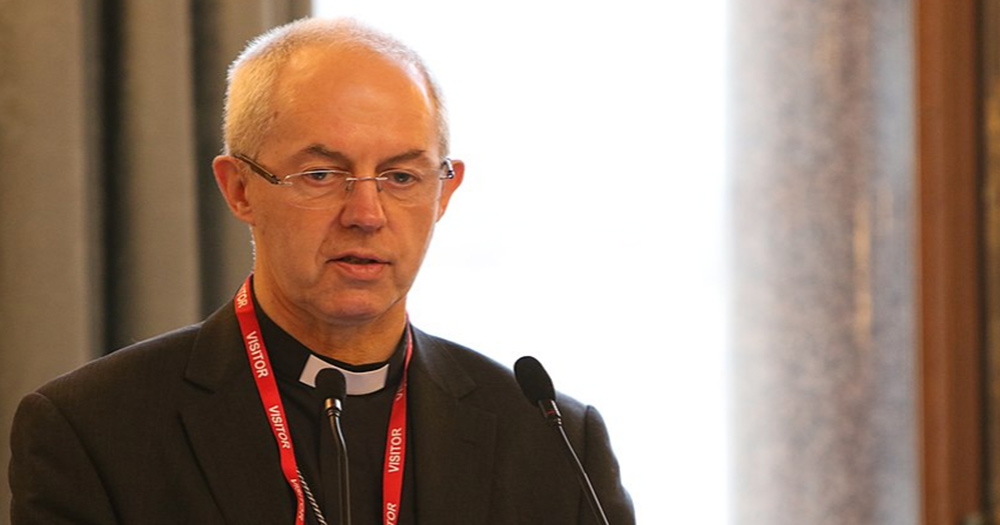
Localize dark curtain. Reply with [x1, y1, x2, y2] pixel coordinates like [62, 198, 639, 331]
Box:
[0, 1, 311, 519]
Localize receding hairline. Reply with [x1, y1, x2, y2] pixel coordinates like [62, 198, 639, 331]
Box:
[268, 41, 435, 100]
[234, 19, 409, 77]
[222, 17, 450, 157]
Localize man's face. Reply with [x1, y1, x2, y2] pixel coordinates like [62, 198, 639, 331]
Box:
[235, 45, 461, 329]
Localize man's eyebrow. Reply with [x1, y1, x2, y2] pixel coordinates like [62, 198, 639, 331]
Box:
[300, 144, 431, 168]
[381, 149, 429, 166]
[301, 144, 351, 164]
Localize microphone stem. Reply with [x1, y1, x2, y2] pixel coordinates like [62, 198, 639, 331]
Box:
[325, 400, 351, 525]
[540, 400, 610, 525]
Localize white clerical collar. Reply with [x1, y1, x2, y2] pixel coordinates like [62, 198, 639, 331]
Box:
[298, 354, 389, 396]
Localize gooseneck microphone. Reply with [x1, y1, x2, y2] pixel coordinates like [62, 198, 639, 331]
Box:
[514, 356, 611, 525]
[316, 368, 351, 525]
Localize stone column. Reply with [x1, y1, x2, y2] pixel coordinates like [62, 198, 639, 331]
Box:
[728, 1, 917, 523]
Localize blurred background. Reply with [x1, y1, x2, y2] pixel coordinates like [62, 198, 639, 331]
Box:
[0, 1, 996, 524]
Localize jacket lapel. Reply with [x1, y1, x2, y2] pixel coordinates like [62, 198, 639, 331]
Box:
[174, 312, 500, 524]
[179, 304, 294, 524]
[411, 329, 497, 524]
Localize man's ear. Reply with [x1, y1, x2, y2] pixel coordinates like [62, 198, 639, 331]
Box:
[213, 155, 254, 224]
[436, 159, 464, 221]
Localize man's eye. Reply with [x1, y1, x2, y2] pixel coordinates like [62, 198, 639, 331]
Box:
[300, 170, 341, 184]
[384, 170, 418, 185]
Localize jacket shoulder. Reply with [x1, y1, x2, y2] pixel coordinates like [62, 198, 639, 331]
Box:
[412, 328, 588, 418]
[411, 328, 636, 523]
[34, 322, 204, 407]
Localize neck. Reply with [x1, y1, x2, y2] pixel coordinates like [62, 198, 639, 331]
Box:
[252, 279, 405, 366]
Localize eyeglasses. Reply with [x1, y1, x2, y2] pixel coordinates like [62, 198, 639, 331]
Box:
[233, 153, 456, 209]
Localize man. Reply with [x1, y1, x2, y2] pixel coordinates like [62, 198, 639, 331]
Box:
[9, 18, 634, 524]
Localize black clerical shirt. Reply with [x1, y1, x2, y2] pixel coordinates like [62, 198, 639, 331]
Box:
[254, 296, 416, 525]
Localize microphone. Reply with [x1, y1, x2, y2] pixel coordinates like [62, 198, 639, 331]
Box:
[514, 356, 610, 525]
[316, 368, 351, 525]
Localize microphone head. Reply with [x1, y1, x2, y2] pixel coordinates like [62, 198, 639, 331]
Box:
[514, 356, 555, 405]
[315, 368, 347, 402]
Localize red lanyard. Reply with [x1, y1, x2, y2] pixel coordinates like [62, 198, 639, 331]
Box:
[234, 276, 412, 525]
[383, 328, 411, 525]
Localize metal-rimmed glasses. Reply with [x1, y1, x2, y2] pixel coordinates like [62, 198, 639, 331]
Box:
[233, 153, 456, 209]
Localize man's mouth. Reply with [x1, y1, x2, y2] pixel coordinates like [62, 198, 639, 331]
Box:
[335, 255, 384, 265]
[330, 253, 389, 280]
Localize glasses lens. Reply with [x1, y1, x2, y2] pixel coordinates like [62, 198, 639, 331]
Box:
[286, 170, 350, 208]
[286, 168, 442, 209]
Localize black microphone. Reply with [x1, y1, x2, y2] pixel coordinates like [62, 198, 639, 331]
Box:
[515, 356, 610, 525]
[316, 368, 351, 525]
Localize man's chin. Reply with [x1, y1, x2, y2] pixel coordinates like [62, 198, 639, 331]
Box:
[315, 297, 405, 326]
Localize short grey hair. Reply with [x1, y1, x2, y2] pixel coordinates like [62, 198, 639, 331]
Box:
[222, 17, 449, 158]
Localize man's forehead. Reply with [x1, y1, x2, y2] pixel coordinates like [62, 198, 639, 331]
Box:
[278, 43, 429, 98]
[253, 42, 441, 161]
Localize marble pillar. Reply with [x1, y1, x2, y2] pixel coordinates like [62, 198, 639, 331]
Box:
[728, 1, 917, 523]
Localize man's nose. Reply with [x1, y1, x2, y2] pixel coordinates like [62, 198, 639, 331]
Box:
[338, 178, 387, 231]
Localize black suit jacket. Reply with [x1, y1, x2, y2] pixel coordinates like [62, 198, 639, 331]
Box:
[9, 303, 635, 524]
